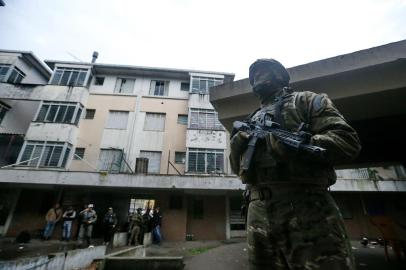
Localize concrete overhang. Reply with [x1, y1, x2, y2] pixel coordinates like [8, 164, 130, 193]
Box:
[45, 60, 235, 82]
[210, 39, 406, 131]
[0, 169, 405, 192]
[0, 49, 52, 80]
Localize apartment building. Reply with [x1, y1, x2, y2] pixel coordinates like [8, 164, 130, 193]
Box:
[1, 45, 405, 242]
[0, 49, 246, 240]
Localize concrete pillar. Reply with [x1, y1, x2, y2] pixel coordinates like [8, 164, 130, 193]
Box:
[2, 188, 21, 236]
[225, 194, 230, 240]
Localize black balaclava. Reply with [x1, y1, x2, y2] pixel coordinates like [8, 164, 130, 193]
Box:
[249, 59, 290, 104]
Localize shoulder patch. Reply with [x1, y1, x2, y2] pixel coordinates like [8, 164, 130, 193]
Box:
[312, 94, 327, 113]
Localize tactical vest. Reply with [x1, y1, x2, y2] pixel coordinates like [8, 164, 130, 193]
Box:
[244, 90, 336, 187]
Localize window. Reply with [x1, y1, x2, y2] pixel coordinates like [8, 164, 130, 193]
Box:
[180, 82, 190, 91]
[35, 101, 83, 125]
[139, 151, 161, 173]
[191, 77, 223, 94]
[50, 67, 88, 86]
[18, 141, 72, 168]
[192, 198, 204, 219]
[106, 111, 129, 129]
[149, 80, 168, 96]
[189, 108, 223, 130]
[0, 64, 10, 81]
[94, 77, 105, 85]
[0, 102, 10, 124]
[7, 67, 25, 84]
[175, 152, 186, 164]
[144, 113, 166, 131]
[169, 195, 183, 210]
[84, 109, 96, 119]
[74, 148, 85, 160]
[187, 148, 224, 174]
[177, 114, 188, 125]
[98, 149, 123, 173]
[114, 78, 135, 93]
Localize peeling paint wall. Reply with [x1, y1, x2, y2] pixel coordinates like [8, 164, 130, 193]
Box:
[0, 84, 89, 104]
[186, 130, 226, 149]
[26, 123, 79, 145]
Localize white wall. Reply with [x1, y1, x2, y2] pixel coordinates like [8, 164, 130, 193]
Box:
[0, 84, 89, 104]
[0, 100, 40, 134]
[0, 52, 48, 84]
[100, 112, 136, 150]
[188, 94, 215, 109]
[89, 75, 189, 99]
[25, 123, 79, 145]
[15, 58, 48, 84]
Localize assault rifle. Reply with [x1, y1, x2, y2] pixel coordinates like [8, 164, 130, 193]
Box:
[232, 116, 326, 174]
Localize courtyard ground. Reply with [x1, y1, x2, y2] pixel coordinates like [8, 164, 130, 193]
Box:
[0, 237, 404, 269]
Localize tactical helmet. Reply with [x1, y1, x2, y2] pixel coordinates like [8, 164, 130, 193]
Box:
[249, 58, 290, 88]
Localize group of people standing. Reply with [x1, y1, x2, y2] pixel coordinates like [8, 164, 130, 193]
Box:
[42, 203, 162, 247]
[42, 203, 98, 246]
[127, 207, 163, 246]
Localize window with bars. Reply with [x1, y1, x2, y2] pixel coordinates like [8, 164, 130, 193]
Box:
[94, 77, 105, 85]
[139, 151, 161, 173]
[144, 113, 166, 131]
[84, 109, 95, 119]
[74, 148, 85, 159]
[149, 80, 168, 96]
[177, 114, 188, 125]
[189, 108, 223, 130]
[114, 78, 135, 93]
[187, 148, 224, 174]
[191, 77, 223, 94]
[7, 67, 25, 84]
[50, 67, 88, 86]
[180, 82, 190, 91]
[106, 111, 129, 129]
[175, 152, 186, 164]
[98, 149, 123, 173]
[35, 101, 83, 125]
[0, 64, 10, 81]
[18, 141, 72, 168]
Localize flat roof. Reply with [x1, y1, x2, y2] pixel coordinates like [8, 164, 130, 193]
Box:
[45, 60, 235, 82]
[0, 49, 52, 79]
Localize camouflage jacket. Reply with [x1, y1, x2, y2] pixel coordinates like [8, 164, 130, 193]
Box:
[230, 89, 361, 187]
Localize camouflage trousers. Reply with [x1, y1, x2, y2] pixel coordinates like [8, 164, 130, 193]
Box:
[247, 187, 355, 270]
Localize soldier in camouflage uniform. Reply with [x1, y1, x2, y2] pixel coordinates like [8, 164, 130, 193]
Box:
[230, 59, 361, 270]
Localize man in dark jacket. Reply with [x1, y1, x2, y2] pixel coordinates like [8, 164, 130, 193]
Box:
[151, 207, 162, 244]
[102, 207, 117, 245]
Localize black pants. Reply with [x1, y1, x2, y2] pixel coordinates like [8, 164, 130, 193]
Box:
[103, 225, 115, 243]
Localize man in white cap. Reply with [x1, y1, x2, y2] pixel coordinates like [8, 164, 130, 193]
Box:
[78, 203, 97, 246]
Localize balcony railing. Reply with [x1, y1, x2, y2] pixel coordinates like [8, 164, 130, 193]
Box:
[336, 165, 406, 181]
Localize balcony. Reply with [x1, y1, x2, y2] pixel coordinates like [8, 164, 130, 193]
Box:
[25, 122, 79, 145]
[336, 165, 405, 181]
[0, 83, 89, 104]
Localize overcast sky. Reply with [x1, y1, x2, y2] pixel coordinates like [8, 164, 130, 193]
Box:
[1, 0, 406, 79]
